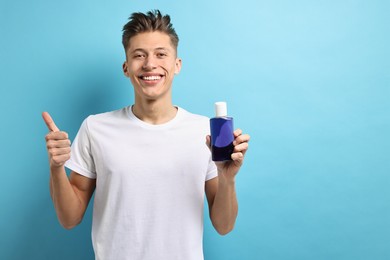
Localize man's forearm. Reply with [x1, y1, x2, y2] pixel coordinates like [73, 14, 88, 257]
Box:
[50, 166, 83, 229]
[210, 177, 238, 235]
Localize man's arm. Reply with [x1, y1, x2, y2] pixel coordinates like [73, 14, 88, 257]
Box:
[205, 129, 250, 235]
[49, 169, 95, 229]
[43, 112, 96, 229]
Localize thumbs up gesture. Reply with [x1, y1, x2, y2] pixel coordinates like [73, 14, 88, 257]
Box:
[42, 112, 71, 168]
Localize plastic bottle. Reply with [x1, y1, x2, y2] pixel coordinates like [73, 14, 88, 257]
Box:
[210, 102, 234, 161]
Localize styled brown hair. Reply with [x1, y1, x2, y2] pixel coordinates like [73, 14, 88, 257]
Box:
[122, 10, 179, 53]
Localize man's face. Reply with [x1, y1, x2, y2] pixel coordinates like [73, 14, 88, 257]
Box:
[123, 31, 182, 102]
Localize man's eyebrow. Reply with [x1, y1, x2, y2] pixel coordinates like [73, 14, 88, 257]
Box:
[131, 47, 171, 53]
[155, 47, 170, 52]
[131, 48, 147, 54]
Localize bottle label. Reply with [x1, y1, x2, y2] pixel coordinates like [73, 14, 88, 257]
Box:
[210, 117, 234, 161]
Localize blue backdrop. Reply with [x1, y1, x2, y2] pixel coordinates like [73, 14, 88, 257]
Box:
[0, 0, 389, 259]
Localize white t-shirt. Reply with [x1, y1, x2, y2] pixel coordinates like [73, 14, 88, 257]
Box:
[65, 106, 217, 260]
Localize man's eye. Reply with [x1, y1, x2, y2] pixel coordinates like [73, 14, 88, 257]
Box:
[134, 54, 145, 58]
[157, 53, 167, 58]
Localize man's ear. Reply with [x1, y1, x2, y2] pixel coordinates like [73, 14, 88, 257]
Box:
[123, 61, 129, 77]
[175, 58, 182, 75]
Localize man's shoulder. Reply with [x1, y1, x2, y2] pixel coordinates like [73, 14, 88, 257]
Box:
[88, 106, 129, 119]
[177, 107, 211, 134]
[82, 106, 130, 128]
[179, 107, 210, 122]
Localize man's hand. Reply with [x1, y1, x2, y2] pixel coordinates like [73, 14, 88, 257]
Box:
[206, 129, 250, 181]
[42, 112, 71, 168]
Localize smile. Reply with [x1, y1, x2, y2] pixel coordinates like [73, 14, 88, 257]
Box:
[139, 75, 163, 81]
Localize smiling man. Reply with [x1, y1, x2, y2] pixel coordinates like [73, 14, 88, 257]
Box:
[122, 30, 181, 124]
[43, 10, 250, 260]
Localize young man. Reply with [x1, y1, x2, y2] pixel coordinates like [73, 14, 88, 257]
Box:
[43, 10, 250, 260]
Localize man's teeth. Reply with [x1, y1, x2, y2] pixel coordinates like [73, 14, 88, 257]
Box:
[142, 76, 161, 81]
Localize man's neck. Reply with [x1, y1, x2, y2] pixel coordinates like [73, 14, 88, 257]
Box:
[132, 99, 177, 125]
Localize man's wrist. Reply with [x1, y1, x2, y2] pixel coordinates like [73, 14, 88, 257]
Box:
[218, 174, 236, 186]
[50, 164, 66, 176]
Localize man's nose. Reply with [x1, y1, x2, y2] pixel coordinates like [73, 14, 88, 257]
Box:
[142, 56, 157, 70]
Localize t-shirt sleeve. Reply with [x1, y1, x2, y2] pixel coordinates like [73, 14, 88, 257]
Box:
[64, 117, 96, 179]
[205, 154, 218, 181]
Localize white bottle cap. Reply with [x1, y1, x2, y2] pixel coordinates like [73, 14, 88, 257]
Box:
[215, 102, 227, 117]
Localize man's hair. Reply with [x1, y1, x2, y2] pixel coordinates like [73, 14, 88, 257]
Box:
[122, 10, 179, 53]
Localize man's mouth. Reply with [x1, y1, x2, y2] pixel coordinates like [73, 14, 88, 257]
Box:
[139, 75, 163, 81]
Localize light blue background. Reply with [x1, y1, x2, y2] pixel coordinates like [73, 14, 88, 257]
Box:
[1, 0, 389, 259]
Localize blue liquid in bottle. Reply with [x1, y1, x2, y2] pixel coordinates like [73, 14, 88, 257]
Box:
[210, 102, 234, 161]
